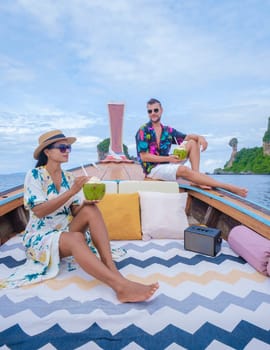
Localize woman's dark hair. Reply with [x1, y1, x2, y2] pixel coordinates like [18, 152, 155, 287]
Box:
[35, 148, 49, 167]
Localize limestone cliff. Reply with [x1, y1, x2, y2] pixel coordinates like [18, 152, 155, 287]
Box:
[263, 117, 270, 156]
[215, 117, 270, 174]
[226, 137, 238, 168]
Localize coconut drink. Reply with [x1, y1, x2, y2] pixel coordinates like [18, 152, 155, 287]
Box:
[83, 176, 106, 201]
[173, 142, 188, 160]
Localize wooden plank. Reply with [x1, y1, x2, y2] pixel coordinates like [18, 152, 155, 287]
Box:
[86, 162, 145, 181]
[122, 163, 145, 180]
[72, 163, 138, 180]
[0, 195, 24, 216]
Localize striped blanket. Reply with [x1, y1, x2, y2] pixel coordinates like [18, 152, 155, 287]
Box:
[1, 234, 270, 349]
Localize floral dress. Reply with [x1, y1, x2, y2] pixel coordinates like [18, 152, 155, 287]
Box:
[1, 166, 83, 288]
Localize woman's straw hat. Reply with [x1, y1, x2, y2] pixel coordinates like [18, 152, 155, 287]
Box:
[34, 130, 77, 159]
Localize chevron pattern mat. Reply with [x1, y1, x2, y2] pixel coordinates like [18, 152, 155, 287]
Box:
[1, 235, 270, 349]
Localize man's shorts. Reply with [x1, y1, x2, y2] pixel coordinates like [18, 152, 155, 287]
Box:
[147, 162, 186, 181]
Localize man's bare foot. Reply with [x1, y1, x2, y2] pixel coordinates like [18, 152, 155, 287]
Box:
[199, 185, 212, 190]
[116, 280, 159, 303]
[229, 186, 248, 197]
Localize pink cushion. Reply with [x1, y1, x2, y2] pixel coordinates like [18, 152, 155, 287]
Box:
[228, 225, 270, 276]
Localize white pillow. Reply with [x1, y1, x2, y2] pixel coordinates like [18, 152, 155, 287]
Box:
[139, 191, 189, 241]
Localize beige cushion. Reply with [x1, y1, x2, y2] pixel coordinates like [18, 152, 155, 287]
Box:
[102, 181, 118, 193]
[139, 191, 189, 241]
[118, 180, 179, 194]
[97, 193, 141, 240]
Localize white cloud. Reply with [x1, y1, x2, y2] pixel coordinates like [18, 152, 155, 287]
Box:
[0, 0, 270, 176]
[204, 158, 224, 168]
[76, 136, 103, 148]
[3, 0, 269, 90]
[0, 55, 35, 83]
[16, 0, 64, 36]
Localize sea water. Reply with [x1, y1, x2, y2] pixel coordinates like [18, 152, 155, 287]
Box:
[0, 173, 26, 193]
[0, 173, 269, 209]
[211, 174, 270, 209]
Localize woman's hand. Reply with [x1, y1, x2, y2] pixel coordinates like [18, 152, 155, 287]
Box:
[70, 176, 89, 195]
[33, 177, 89, 219]
[71, 199, 101, 216]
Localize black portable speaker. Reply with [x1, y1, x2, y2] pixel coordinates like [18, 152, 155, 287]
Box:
[184, 225, 222, 257]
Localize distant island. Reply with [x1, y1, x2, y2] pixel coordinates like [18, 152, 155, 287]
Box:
[214, 117, 270, 175]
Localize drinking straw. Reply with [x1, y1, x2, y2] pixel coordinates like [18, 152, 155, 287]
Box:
[91, 162, 99, 169]
[174, 137, 179, 145]
[81, 164, 88, 176]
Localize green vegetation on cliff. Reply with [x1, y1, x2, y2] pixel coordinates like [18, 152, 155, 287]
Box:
[97, 138, 131, 160]
[223, 147, 270, 174]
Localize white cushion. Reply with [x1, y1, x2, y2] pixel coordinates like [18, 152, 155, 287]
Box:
[139, 191, 189, 241]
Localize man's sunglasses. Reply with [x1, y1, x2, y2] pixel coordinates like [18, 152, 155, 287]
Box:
[147, 108, 159, 114]
[48, 144, 72, 153]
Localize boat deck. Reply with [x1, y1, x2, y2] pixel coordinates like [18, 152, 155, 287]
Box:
[72, 161, 146, 180]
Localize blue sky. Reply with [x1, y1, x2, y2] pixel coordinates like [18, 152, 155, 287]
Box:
[0, 0, 270, 174]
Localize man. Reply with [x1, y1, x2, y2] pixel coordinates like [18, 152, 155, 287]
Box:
[135, 98, 248, 197]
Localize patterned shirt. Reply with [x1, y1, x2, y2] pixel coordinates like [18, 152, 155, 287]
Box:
[135, 121, 186, 175]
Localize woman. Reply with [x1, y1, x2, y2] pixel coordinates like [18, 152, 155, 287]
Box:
[6, 130, 159, 302]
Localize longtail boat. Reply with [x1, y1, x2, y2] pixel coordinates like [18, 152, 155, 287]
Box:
[1, 103, 270, 349]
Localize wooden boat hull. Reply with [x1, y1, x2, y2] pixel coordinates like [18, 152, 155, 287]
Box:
[181, 183, 270, 240]
[1, 162, 269, 244]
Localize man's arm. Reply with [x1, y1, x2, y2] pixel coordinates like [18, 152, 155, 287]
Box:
[139, 152, 180, 163]
[184, 134, 208, 151]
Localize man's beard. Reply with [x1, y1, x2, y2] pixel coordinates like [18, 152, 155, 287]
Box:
[151, 116, 161, 124]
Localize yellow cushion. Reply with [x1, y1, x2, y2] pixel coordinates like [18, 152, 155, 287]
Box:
[97, 193, 142, 240]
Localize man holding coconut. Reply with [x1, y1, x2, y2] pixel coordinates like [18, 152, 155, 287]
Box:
[135, 98, 248, 197]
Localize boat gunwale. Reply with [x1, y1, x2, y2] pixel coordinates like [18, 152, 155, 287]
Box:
[179, 184, 270, 226]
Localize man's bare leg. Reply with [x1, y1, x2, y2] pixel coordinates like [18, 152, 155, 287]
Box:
[183, 140, 211, 189]
[185, 139, 201, 172]
[177, 166, 248, 197]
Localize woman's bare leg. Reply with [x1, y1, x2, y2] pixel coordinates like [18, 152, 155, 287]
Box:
[70, 205, 118, 273]
[59, 230, 159, 302]
[177, 166, 248, 197]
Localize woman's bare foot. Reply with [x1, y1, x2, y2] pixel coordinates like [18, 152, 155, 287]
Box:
[116, 280, 159, 303]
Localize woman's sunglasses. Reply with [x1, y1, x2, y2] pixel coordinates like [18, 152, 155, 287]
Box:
[48, 144, 72, 153]
[147, 108, 159, 114]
